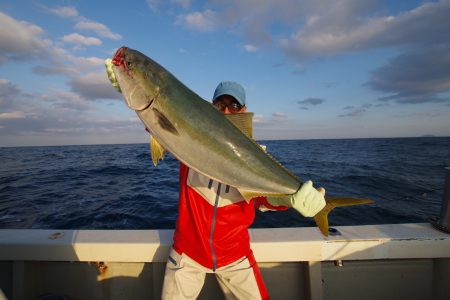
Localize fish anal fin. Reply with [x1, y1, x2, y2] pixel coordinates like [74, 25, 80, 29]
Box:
[239, 190, 263, 203]
[239, 189, 288, 203]
[314, 197, 374, 237]
[150, 135, 166, 166]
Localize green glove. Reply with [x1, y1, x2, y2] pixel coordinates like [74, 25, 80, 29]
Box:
[267, 180, 326, 217]
[104, 58, 121, 93]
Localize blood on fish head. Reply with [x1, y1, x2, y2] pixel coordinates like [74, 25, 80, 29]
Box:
[109, 46, 160, 111]
[112, 47, 127, 71]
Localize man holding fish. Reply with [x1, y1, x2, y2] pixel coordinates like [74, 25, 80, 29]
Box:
[105, 47, 371, 299]
[160, 81, 326, 300]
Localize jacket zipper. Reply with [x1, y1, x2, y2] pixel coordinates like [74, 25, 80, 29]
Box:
[209, 182, 221, 272]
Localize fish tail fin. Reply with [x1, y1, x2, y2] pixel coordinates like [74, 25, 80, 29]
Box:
[314, 197, 374, 236]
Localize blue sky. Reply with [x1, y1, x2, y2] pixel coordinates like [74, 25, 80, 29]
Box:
[1, 0, 449, 147]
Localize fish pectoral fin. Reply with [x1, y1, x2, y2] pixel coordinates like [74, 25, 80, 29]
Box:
[152, 108, 179, 135]
[314, 197, 374, 237]
[150, 135, 166, 166]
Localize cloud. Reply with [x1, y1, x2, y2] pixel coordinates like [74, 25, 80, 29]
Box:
[170, 1, 450, 60]
[338, 103, 373, 117]
[30, 55, 103, 77]
[75, 19, 122, 40]
[69, 56, 104, 70]
[297, 97, 325, 109]
[280, 0, 450, 59]
[147, 0, 192, 12]
[47, 6, 79, 18]
[272, 112, 287, 119]
[173, 1, 380, 52]
[252, 112, 289, 128]
[244, 44, 258, 52]
[0, 11, 54, 63]
[61, 33, 102, 46]
[173, 0, 286, 45]
[43, 5, 122, 42]
[298, 98, 325, 105]
[338, 108, 366, 118]
[0, 11, 99, 70]
[1, 79, 91, 117]
[0, 79, 31, 112]
[324, 82, 337, 88]
[176, 10, 217, 32]
[0, 79, 134, 145]
[291, 68, 306, 76]
[69, 72, 122, 101]
[368, 45, 450, 104]
[1, 11, 116, 103]
[165, 0, 450, 110]
[378, 93, 450, 105]
[169, 1, 450, 105]
[0, 111, 26, 120]
[32, 65, 78, 76]
[0, 79, 21, 100]
[252, 114, 266, 125]
[173, 0, 192, 9]
[41, 89, 91, 111]
[0, 80, 48, 130]
[0, 9, 131, 146]
[146, 0, 161, 12]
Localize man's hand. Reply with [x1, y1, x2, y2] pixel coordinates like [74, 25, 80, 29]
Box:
[291, 181, 326, 217]
[105, 58, 121, 93]
[266, 180, 326, 217]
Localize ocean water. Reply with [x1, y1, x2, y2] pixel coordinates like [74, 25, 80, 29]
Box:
[0, 137, 449, 230]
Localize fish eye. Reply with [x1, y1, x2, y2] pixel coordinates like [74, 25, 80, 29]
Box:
[126, 61, 133, 68]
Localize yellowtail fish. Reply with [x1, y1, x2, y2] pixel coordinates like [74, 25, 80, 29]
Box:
[106, 47, 372, 236]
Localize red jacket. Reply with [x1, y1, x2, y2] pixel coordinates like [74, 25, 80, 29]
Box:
[172, 163, 288, 270]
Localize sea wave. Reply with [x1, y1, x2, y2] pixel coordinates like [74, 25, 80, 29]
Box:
[1, 137, 449, 229]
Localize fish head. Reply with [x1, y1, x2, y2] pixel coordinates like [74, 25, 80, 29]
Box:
[111, 47, 161, 111]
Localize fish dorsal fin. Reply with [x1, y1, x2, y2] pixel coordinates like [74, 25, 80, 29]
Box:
[150, 135, 166, 166]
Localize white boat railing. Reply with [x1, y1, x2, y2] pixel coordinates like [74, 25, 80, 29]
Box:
[1, 223, 449, 300]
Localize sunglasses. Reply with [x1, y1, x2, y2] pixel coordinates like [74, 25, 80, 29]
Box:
[213, 99, 243, 113]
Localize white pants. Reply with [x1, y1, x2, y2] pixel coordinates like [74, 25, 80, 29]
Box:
[161, 248, 269, 300]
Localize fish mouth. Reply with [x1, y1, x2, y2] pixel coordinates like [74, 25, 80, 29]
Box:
[112, 47, 128, 71]
[112, 46, 159, 111]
